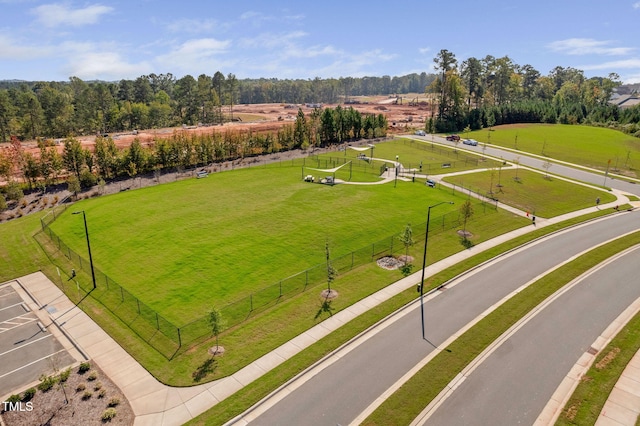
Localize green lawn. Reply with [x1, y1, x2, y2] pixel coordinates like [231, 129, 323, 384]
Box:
[465, 124, 640, 178]
[48, 164, 467, 325]
[46, 139, 513, 327]
[444, 168, 617, 217]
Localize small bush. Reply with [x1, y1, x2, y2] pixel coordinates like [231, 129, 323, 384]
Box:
[87, 371, 98, 381]
[37, 374, 57, 392]
[6, 394, 21, 403]
[22, 388, 36, 401]
[20, 199, 27, 208]
[53, 195, 59, 203]
[78, 362, 91, 373]
[101, 407, 117, 421]
[76, 383, 86, 392]
[82, 391, 92, 400]
[59, 368, 71, 382]
[41, 196, 49, 206]
[107, 397, 120, 407]
[98, 389, 107, 399]
[94, 381, 102, 391]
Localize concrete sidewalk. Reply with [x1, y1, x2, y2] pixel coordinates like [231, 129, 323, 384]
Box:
[12, 198, 640, 426]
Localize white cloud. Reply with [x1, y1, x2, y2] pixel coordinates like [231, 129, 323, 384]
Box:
[548, 38, 634, 56]
[634, 2, 640, 9]
[155, 38, 231, 72]
[166, 18, 220, 34]
[0, 34, 52, 60]
[239, 31, 307, 50]
[30, 3, 113, 28]
[58, 41, 152, 79]
[580, 58, 640, 70]
[419, 47, 431, 55]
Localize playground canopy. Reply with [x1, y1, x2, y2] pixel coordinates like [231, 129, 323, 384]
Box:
[302, 161, 352, 183]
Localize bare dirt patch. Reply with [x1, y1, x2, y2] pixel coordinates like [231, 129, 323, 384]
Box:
[595, 347, 621, 370]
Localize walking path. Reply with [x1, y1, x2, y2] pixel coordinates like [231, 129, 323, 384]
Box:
[5, 147, 640, 425]
[8, 193, 638, 426]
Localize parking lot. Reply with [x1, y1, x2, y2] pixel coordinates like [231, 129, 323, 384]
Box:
[0, 282, 80, 399]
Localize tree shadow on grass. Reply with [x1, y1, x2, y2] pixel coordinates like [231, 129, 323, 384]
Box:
[314, 298, 335, 320]
[192, 357, 218, 382]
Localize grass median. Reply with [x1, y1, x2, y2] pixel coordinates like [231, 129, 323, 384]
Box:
[186, 208, 631, 425]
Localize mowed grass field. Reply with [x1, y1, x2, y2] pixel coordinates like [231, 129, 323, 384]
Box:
[49, 156, 470, 325]
[444, 168, 617, 217]
[466, 124, 640, 177]
[45, 135, 622, 327]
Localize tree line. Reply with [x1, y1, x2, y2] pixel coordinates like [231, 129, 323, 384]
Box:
[0, 105, 387, 202]
[0, 72, 428, 142]
[428, 49, 640, 136]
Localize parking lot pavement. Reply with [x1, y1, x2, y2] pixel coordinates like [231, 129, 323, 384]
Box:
[0, 282, 81, 399]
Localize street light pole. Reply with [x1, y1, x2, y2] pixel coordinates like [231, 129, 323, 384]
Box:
[419, 201, 454, 339]
[394, 155, 399, 188]
[73, 211, 96, 289]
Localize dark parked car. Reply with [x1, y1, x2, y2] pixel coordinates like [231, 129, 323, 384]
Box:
[446, 134, 460, 141]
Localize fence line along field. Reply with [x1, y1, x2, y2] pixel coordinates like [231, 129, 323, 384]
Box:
[47, 141, 474, 327]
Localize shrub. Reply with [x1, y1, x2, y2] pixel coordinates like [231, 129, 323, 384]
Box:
[76, 383, 86, 392]
[98, 389, 107, 399]
[53, 195, 59, 204]
[101, 407, 117, 421]
[59, 368, 71, 382]
[79, 169, 97, 189]
[107, 397, 120, 407]
[37, 374, 57, 392]
[5, 181, 24, 201]
[0, 195, 7, 212]
[22, 388, 36, 401]
[78, 362, 91, 373]
[6, 394, 21, 403]
[82, 391, 92, 400]
[94, 381, 102, 391]
[41, 196, 49, 206]
[87, 371, 98, 381]
[20, 199, 27, 208]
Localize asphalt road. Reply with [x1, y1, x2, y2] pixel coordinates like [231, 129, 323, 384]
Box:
[241, 211, 640, 425]
[425, 244, 640, 425]
[423, 135, 640, 197]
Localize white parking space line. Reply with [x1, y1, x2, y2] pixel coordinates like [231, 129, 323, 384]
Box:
[0, 349, 66, 380]
[0, 334, 53, 360]
[0, 315, 37, 334]
[0, 302, 23, 311]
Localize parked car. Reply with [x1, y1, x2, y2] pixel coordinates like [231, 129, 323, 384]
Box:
[463, 139, 478, 146]
[446, 134, 460, 141]
[415, 130, 426, 136]
[426, 179, 436, 187]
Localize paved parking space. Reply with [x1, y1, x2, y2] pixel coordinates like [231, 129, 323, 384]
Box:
[0, 282, 81, 399]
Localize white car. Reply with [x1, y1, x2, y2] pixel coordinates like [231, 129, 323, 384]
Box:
[414, 130, 426, 136]
[463, 139, 478, 146]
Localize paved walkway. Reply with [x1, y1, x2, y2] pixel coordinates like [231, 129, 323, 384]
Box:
[7, 195, 640, 425]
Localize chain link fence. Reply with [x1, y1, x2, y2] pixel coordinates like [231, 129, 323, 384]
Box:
[39, 158, 498, 359]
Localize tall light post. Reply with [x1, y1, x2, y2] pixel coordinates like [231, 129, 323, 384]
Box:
[394, 155, 399, 188]
[72, 211, 96, 289]
[419, 201, 454, 339]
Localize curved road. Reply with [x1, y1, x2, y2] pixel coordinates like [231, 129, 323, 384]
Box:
[237, 211, 640, 425]
[424, 244, 640, 425]
[420, 135, 640, 197]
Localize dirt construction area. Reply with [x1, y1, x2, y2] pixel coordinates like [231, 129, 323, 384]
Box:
[9, 95, 433, 154]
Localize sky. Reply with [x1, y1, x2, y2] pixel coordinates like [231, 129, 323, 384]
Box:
[1, 0, 639, 84]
